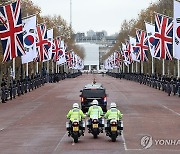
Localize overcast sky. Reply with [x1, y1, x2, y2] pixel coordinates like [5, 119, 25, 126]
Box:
[31, 0, 158, 35]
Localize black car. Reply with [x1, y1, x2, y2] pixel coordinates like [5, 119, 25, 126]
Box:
[80, 83, 107, 113]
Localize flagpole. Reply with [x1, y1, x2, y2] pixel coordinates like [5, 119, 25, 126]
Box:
[36, 62, 38, 74]
[56, 62, 58, 73]
[13, 58, 15, 79]
[52, 61, 54, 73]
[152, 57, 154, 74]
[132, 63, 134, 73]
[178, 60, 180, 78]
[162, 59, 165, 75]
[141, 61, 144, 74]
[26, 63, 28, 77]
[47, 61, 49, 74]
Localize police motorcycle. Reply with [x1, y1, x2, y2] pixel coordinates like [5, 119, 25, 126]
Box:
[105, 118, 123, 142]
[66, 119, 85, 143]
[66, 103, 85, 143]
[87, 115, 104, 138]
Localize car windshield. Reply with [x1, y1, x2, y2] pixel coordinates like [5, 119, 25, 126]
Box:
[82, 89, 106, 98]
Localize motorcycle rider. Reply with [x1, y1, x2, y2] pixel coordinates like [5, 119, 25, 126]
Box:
[67, 103, 85, 136]
[104, 102, 123, 134]
[87, 99, 104, 132]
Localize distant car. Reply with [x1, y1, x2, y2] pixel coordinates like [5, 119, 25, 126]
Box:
[80, 83, 107, 113]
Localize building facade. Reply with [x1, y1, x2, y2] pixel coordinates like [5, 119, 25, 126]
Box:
[75, 30, 117, 71]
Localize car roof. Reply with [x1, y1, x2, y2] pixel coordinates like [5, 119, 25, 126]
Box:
[83, 83, 103, 89]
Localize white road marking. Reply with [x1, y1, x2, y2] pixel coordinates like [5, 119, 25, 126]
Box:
[161, 104, 180, 116]
[121, 132, 127, 151]
[53, 132, 67, 152]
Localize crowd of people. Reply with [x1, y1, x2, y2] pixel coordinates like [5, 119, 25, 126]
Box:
[107, 72, 180, 97]
[1, 72, 82, 103]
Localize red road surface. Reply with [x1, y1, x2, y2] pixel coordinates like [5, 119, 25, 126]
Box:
[0, 74, 179, 154]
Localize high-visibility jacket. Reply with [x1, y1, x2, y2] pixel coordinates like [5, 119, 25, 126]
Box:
[104, 108, 123, 120]
[87, 105, 103, 119]
[67, 108, 85, 121]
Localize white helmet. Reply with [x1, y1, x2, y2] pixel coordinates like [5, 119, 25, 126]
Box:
[73, 103, 79, 108]
[92, 99, 98, 105]
[110, 102, 116, 108]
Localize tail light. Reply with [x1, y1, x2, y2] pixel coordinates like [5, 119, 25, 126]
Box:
[93, 119, 97, 123]
[111, 122, 117, 126]
[73, 122, 78, 126]
[104, 97, 107, 102]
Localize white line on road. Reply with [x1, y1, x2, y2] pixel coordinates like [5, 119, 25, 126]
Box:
[161, 105, 180, 116]
[121, 132, 127, 151]
[53, 132, 67, 152]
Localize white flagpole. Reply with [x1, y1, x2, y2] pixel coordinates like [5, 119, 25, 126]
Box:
[47, 61, 49, 74]
[141, 61, 144, 73]
[52, 61, 54, 73]
[56, 62, 58, 73]
[26, 62, 28, 77]
[36, 62, 38, 74]
[178, 60, 180, 78]
[152, 57, 154, 74]
[162, 59, 165, 75]
[132, 63, 134, 73]
[13, 58, 15, 79]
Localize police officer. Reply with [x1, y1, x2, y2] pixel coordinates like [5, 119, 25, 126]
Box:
[104, 102, 123, 134]
[67, 103, 85, 136]
[1, 78, 7, 103]
[87, 99, 104, 132]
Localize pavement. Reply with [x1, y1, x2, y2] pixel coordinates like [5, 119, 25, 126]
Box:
[0, 74, 179, 154]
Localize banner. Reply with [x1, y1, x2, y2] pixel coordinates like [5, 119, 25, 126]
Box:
[129, 36, 140, 62]
[57, 40, 66, 65]
[145, 22, 159, 59]
[173, 0, 180, 60]
[47, 28, 53, 60]
[154, 12, 173, 60]
[22, 15, 37, 64]
[0, 0, 25, 62]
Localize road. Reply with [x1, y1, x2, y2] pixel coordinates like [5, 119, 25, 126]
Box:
[0, 74, 179, 154]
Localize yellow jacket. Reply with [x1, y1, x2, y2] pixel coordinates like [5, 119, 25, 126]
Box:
[87, 105, 103, 119]
[67, 108, 85, 121]
[104, 108, 123, 120]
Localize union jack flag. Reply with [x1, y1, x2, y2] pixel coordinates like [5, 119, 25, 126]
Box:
[154, 13, 173, 60]
[134, 29, 149, 62]
[36, 24, 50, 62]
[0, 0, 25, 62]
[52, 37, 61, 62]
